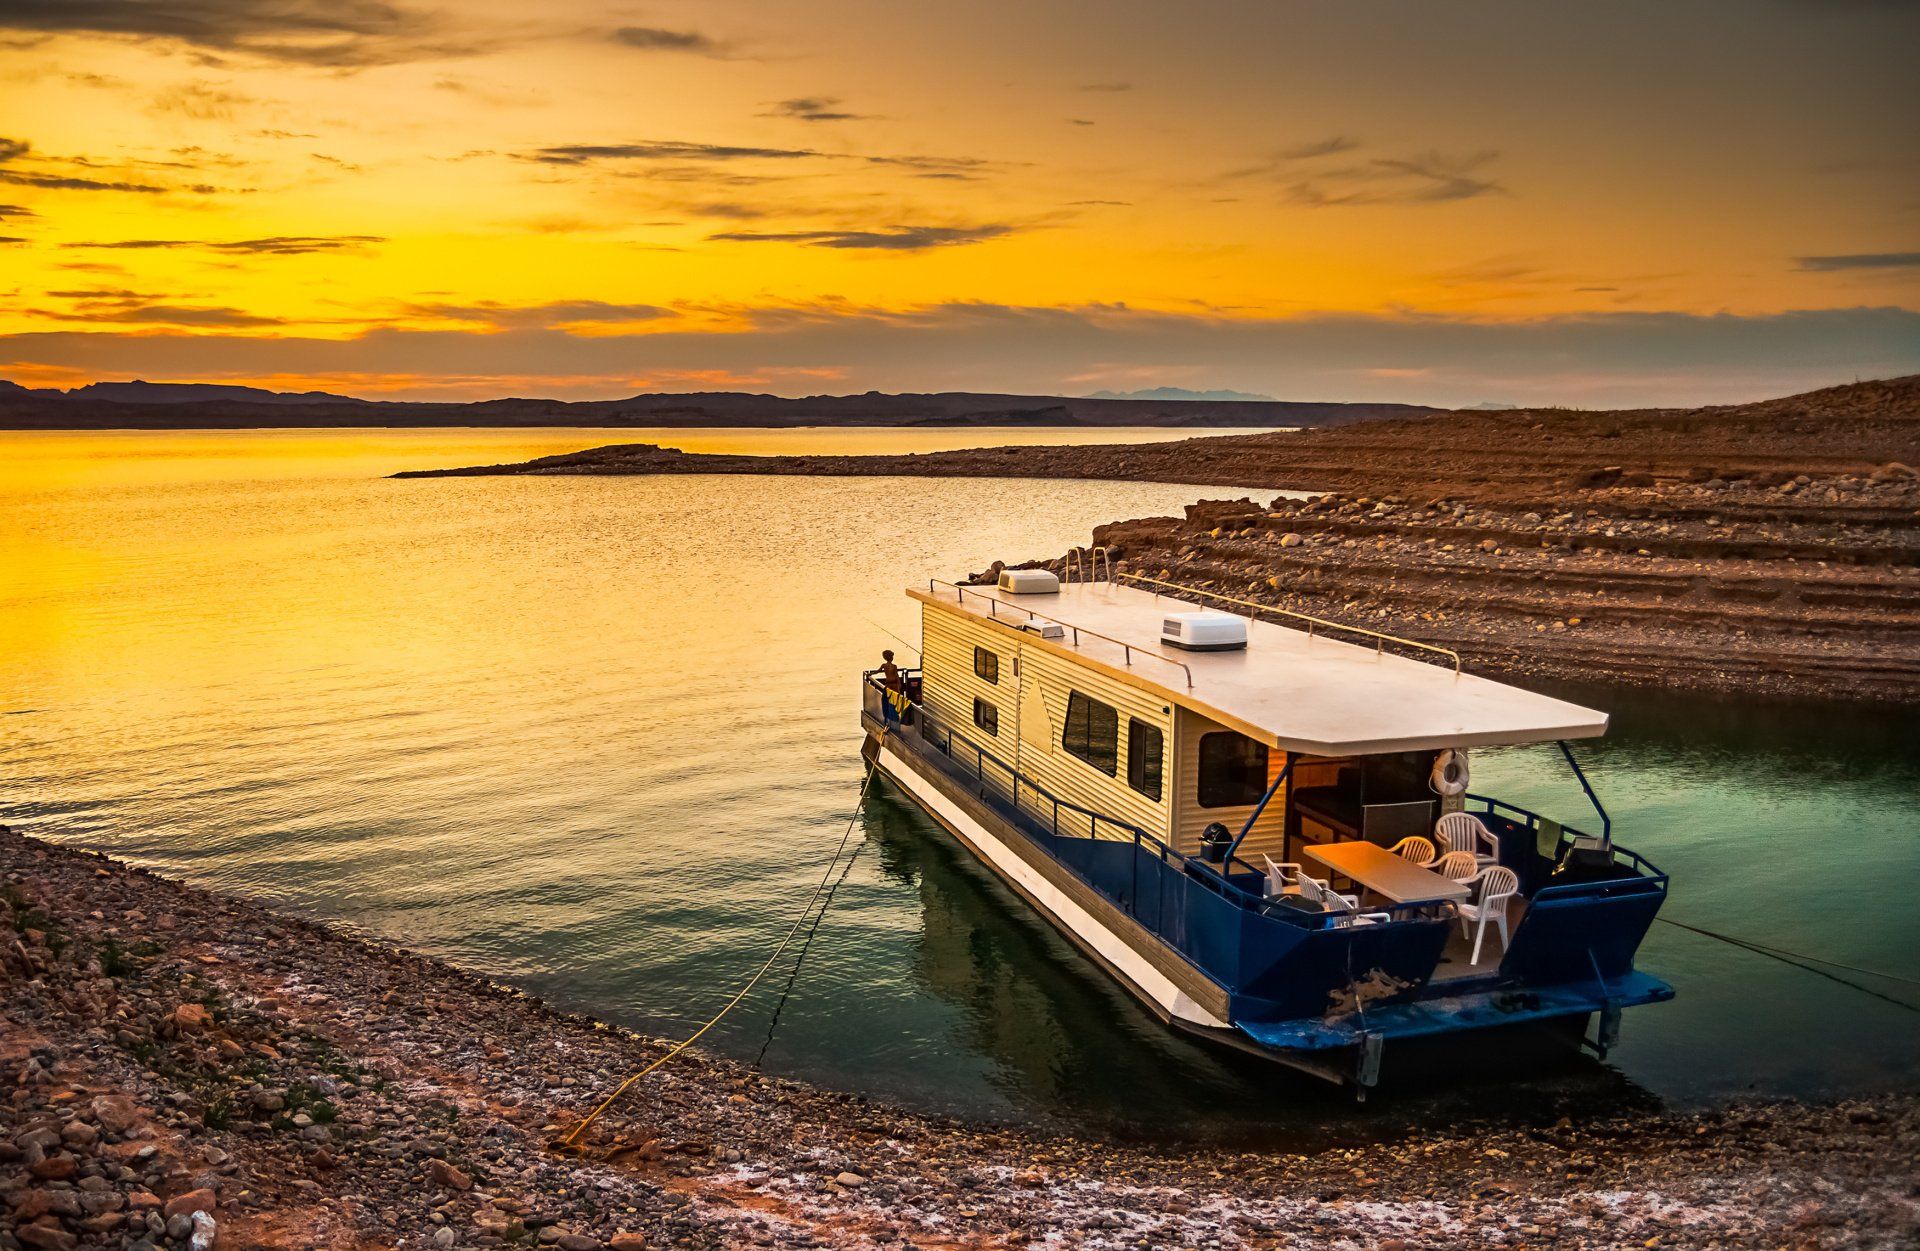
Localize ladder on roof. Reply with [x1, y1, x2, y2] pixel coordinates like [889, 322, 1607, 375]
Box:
[1063, 545, 1113, 585]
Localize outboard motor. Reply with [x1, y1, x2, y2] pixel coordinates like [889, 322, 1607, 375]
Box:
[1199, 822, 1232, 864]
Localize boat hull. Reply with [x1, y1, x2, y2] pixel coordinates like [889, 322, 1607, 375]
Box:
[864, 717, 1672, 1089]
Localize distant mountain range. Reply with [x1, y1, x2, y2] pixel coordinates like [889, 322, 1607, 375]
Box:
[0, 379, 1441, 430]
[1082, 386, 1279, 403]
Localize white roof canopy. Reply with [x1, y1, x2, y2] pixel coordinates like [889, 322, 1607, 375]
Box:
[911, 579, 1607, 756]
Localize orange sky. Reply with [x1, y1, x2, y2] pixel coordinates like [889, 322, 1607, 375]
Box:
[2, 1, 1916, 405]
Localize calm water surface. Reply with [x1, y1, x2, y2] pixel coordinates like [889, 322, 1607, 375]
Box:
[3, 429, 1915, 1144]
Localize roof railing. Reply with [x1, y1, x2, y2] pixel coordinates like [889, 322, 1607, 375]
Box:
[1118, 573, 1462, 675]
[927, 578, 1194, 688]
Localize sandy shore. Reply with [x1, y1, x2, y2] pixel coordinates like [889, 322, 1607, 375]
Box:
[4, 827, 1917, 1249]
[393, 377, 1920, 706]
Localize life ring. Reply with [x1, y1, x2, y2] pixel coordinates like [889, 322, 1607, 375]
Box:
[1430, 749, 1469, 797]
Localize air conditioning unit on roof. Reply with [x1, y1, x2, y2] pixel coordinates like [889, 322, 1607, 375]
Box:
[998, 568, 1060, 594]
[1161, 611, 1247, 651]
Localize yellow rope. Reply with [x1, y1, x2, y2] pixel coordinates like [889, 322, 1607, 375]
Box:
[561, 727, 889, 1147]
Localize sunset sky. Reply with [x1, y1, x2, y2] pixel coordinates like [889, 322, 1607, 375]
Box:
[2, 0, 1916, 406]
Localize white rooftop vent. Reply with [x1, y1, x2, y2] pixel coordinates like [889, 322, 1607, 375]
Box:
[1021, 621, 1066, 640]
[998, 568, 1061, 594]
[1161, 611, 1248, 651]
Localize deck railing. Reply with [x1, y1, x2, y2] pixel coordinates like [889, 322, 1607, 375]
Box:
[1463, 792, 1666, 902]
[866, 679, 1441, 946]
[923, 579, 1194, 687]
[1118, 572, 1463, 674]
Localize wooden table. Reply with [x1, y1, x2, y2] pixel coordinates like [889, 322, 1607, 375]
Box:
[1304, 841, 1469, 904]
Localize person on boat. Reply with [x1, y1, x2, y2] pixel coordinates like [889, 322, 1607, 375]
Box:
[880, 650, 908, 726]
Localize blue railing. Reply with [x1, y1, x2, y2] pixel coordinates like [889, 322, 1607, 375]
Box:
[874, 683, 1441, 935]
[1463, 792, 1666, 903]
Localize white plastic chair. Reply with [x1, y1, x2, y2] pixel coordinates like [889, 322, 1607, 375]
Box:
[1436, 812, 1500, 865]
[1388, 835, 1438, 867]
[1434, 850, 1483, 884]
[1261, 854, 1303, 899]
[1458, 865, 1520, 963]
[1296, 873, 1360, 913]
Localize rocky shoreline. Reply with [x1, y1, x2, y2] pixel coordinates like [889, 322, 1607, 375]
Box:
[5, 827, 1918, 1249]
[394, 377, 1920, 706]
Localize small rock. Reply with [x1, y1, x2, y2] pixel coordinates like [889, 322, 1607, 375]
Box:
[434, 1228, 457, 1249]
[163, 1189, 217, 1219]
[1279, 532, 1304, 548]
[428, 1159, 474, 1191]
[170, 1003, 213, 1033]
[608, 1236, 648, 1251]
[835, 1171, 868, 1187]
[555, 1236, 603, 1251]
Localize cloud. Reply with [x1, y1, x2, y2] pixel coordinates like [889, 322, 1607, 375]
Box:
[1277, 136, 1360, 161]
[707, 225, 1015, 251]
[64, 235, 385, 254]
[1076, 82, 1132, 92]
[0, 203, 32, 217]
[762, 97, 867, 123]
[0, 134, 196, 193]
[0, 0, 484, 68]
[1794, 251, 1920, 271]
[5, 305, 1915, 408]
[519, 141, 820, 165]
[147, 81, 257, 119]
[610, 25, 725, 56]
[1288, 150, 1507, 206]
[400, 299, 673, 332]
[31, 290, 285, 328]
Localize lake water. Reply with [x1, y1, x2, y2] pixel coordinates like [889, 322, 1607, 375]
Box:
[3, 429, 1916, 1144]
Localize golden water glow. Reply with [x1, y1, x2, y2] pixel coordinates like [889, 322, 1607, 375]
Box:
[2, 2, 1916, 404]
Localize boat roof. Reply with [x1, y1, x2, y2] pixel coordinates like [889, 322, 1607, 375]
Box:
[909, 579, 1607, 755]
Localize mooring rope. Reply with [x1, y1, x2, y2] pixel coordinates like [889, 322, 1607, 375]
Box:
[560, 732, 886, 1146]
[1654, 915, 1920, 1012]
[754, 835, 871, 1067]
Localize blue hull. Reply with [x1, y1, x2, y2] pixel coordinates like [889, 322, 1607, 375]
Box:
[1235, 970, 1674, 1052]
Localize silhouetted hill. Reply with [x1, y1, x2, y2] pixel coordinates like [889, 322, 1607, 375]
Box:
[0, 379, 1439, 430]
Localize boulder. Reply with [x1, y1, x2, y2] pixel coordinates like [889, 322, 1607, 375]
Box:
[90, 1095, 139, 1134]
[162, 1188, 217, 1219]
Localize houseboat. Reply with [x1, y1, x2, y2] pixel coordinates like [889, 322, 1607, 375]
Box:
[860, 564, 1672, 1094]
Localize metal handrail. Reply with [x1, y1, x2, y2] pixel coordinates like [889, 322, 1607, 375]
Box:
[1117, 573, 1463, 675]
[926, 578, 1194, 688]
[1464, 791, 1663, 881]
[907, 699, 1270, 887]
[1065, 545, 1113, 585]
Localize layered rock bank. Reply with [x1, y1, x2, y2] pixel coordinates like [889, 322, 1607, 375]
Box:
[4, 828, 1918, 1249]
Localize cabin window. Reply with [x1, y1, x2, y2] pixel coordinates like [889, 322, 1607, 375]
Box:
[972, 697, 999, 736]
[1062, 691, 1118, 776]
[1198, 731, 1269, 807]
[1126, 719, 1163, 801]
[973, 646, 999, 685]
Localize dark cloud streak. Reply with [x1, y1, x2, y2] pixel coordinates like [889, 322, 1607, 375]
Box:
[64, 235, 385, 254]
[610, 26, 724, 56]
[1795, 251, 1920, 271]
[707, 225, 1015, 251]
[0, 0, 486, 68]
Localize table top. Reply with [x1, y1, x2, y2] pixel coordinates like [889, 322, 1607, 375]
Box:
[1304, 841, 1470, 903]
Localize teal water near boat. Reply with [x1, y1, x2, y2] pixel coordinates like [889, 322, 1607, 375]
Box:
[3, 429, 1915, 1142]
